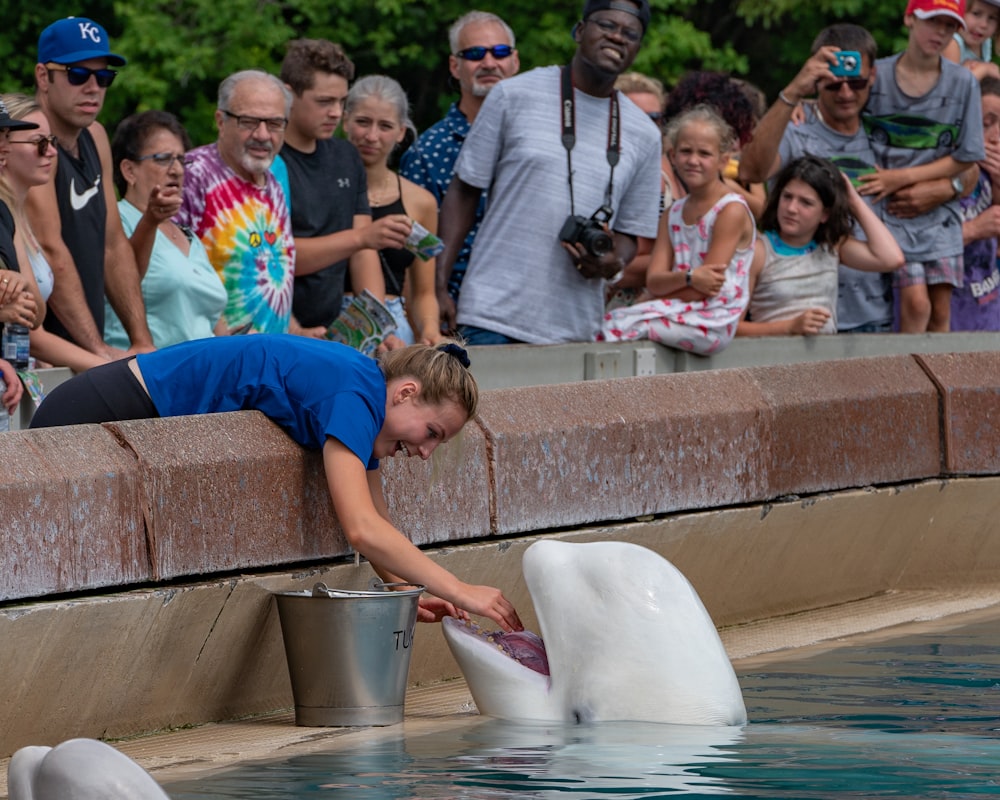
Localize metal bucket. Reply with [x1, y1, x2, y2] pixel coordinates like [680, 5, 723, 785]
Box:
[274, 581, 424, 726]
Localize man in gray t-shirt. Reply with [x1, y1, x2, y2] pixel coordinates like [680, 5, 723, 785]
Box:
[436, 0, 661, 345]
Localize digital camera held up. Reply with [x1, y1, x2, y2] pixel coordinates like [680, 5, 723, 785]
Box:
[831, 50, 861, 77]
[559, 205, 614, 259]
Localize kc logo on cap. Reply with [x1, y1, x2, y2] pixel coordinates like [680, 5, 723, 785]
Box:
[37, 16, 127, 66]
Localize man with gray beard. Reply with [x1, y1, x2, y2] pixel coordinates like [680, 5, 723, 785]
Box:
[400, 11, 520, 330]
[177, 70, 296, 334]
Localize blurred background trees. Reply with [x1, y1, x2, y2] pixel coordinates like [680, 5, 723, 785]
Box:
[0, 0, 908, 146]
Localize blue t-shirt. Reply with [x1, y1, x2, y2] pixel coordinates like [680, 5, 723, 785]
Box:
[136, 335, 386, 468]
[270, 154, 292, 215]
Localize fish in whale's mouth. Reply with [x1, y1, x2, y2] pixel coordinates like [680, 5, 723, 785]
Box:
[451, 619, 550, 676]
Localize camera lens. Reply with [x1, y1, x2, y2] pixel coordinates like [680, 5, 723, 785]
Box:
[582, 226, 613, 257]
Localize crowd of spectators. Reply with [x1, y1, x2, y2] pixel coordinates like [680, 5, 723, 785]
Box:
[1, 0, 999, 417]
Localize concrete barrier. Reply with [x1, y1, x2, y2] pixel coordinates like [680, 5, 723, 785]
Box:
[0, 353, 961, 600]
[1, 352, 999, 755]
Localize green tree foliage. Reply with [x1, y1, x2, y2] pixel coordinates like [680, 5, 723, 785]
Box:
[0, 0, 915, 147]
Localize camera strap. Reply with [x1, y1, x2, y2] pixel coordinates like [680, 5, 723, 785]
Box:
[560, 65, 620, 218]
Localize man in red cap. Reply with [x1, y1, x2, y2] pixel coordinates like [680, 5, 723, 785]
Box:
[29, 16, 153, 359]
[862, 0, 984, 333]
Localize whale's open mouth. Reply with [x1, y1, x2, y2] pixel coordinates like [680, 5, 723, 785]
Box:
[445, 619, 550, 676]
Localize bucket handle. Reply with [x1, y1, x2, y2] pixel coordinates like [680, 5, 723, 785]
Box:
[369, 579, 425, 593]
[310, 581, 426, 598]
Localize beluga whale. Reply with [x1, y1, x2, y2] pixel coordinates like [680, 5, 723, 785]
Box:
[8, 738, 170, 800]
[442, 539, 747, 726]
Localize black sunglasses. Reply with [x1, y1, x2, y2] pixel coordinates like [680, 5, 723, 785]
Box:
[821, 76, 870, 93]
[9, 134, 58, 157]
[455, 45, 514, 61]
[47, 63, 118, 88]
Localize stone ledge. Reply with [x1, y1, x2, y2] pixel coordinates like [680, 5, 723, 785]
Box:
[0, 425, 145, 601]
[0, 354, 991, 601]
[106, 412, 342, 580]
[914, 351, 1000, 475]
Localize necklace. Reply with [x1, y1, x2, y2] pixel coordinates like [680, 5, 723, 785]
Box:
[161, 220, 190, 252]
[368, 172, 397, 208]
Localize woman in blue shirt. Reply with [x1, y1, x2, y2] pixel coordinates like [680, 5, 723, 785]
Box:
[30, 335, 522, 633]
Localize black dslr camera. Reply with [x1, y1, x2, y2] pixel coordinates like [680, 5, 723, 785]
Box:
[559, 205, 614, 258]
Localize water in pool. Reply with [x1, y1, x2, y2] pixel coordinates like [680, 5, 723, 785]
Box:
[165, 614, 1000, 798]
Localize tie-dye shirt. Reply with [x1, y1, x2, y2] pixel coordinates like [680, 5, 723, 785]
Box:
[178, 143, 295, 334]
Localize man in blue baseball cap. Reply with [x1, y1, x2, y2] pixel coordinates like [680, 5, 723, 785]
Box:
[28, 16, 153, 361]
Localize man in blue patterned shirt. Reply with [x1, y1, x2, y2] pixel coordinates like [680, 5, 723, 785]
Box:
[399, 10, 519, 331]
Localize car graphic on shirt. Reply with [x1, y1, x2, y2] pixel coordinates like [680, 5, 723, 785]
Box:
[827, 155, 877, 189]
[862, 114, 960, 149]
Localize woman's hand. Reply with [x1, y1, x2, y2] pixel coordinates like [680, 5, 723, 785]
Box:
[454, 583, 523, 633]
[142, 184, 183, 224]
[690, 263, 727, 296]
[288, 316, 327, 339]
[981, 138, 1000, 186]
[361, 214, 412, 251]
[0, 270, 27, 306]
[0, 359, 23, 414]
[789, 308, 831, 335]
[417, 596, 464, 623]
[0, 292, 38, 328]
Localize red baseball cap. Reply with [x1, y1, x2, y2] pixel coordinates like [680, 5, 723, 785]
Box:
[905, 0, 967, 29]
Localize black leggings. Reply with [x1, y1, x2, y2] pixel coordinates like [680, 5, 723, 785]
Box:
[29, 357, 160, 428]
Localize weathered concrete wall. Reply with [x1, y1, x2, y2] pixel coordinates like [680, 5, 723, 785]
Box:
[1, 352, 998, 755]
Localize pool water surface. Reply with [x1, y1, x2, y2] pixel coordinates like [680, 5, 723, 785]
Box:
[165, 614, 1000, 799]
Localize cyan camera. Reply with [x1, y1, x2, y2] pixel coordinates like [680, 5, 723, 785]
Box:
[831, 51, 861, 78]
[559, 205, 614, 258]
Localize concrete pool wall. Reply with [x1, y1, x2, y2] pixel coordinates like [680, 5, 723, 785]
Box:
[1, 350, 999, 756]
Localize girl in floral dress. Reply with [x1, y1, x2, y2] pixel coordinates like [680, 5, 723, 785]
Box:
[600, 105, 756, 355]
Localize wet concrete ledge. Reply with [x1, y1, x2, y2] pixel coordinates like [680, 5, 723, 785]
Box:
[1, 352, 999, 755]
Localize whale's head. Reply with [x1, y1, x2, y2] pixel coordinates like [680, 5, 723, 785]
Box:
[443, 539, 747, 726]
[8, 738, 170, 800]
